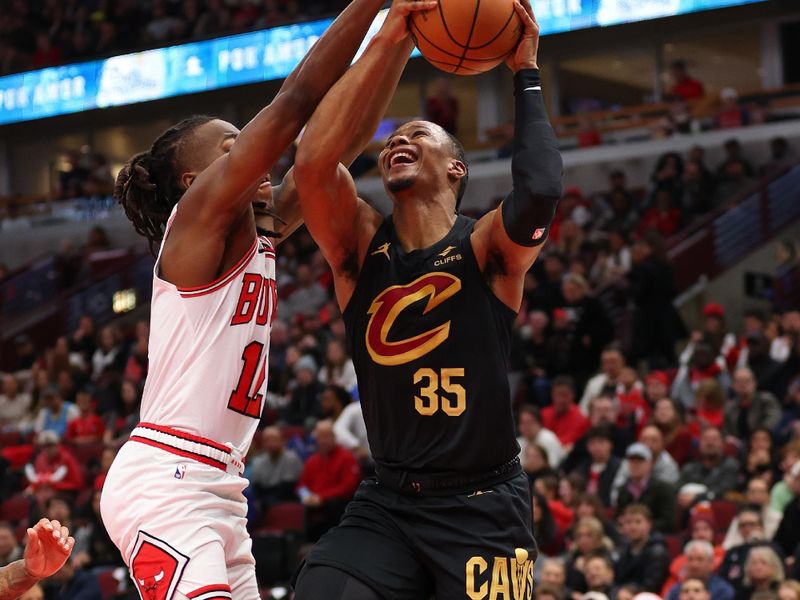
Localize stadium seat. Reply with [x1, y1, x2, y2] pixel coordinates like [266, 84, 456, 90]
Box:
[665, 534, 684, 559]
[0, 431, 21, 446]
[710, 500, 739, 531]
[261, 502, 305, 533]
[95, 568, 120, 600]
[1, 444, 34, 469]
[0, 495, 31, 523]
[68, 442, 106, 465]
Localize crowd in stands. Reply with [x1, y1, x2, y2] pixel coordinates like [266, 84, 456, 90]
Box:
[0, 0, 346, 75]
[1, 185, 799, 599]
[0, 94, 799, 600]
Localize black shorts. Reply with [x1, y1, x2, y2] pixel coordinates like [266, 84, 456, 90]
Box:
[299, 472, 537, 600]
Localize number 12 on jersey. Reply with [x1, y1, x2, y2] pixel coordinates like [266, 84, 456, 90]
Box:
[414, 368, 466, 416]
[228, 341, 266, 418]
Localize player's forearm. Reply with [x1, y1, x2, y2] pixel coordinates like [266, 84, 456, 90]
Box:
[221, 0, 387, 213]
[0, 560, 39, 600]
[282, 0, 386, 117]
[501, 69, 563, 246]
[340, 38, 416, 167]
[297, 34, 414, 171]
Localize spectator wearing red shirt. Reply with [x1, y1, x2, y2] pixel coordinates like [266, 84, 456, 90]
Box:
[577, 119, 602, 148]
[638, 188, 683, 238]
[535, 474, 574, 532]
[24, 431, 85, 494]
[687, 379, 725, 440]
[297, 420, 361, 541]
[64, 387, 105, 445]
[669, 60, 705, 101]
[541, 376, 590, 451]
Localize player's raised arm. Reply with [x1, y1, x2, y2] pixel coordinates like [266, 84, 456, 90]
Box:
[117, 0, 391, 288]
[181, 0, 389, 224]
[293, 0, 436, 308]
[472, 0, 564, 310]
[265, 16, 434, 245]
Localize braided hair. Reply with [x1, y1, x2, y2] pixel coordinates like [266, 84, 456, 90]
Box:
[115, 115, 216, 255]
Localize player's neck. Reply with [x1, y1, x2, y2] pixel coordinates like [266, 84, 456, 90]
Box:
[392, 200, 456, 252]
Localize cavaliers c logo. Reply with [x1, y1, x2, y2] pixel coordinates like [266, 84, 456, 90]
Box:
[366, 272, 461, 366]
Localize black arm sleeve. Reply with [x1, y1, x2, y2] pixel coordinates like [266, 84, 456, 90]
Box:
[501, 68, 563, 247]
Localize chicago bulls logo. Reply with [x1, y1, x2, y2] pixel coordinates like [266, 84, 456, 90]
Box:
[130, 532, 189, 600]
[366, 272, 461, 366]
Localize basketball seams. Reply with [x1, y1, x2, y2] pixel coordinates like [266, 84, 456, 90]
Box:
[468, 8, 519, 51]
[454, 0, 483, 73]
[410, 19, 515, 63]
[412, 0, 521, 75]
[426, 58, 484, 74]
[434, 0, 471, 50]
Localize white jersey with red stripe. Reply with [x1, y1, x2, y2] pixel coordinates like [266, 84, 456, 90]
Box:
[140, 208, 277, 455]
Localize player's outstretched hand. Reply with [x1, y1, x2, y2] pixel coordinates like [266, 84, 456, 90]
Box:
[506, 0, 540, 73]
[23, 519, 75, 579]
[383, 0, 438, 44]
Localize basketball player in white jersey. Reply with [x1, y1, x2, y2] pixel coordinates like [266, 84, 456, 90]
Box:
[100, 2, 436, 599]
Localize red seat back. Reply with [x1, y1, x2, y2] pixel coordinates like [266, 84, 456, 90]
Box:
[263, 502, 305, 533]
[0, 494, 31, 523]
[710, 499, 739, 531]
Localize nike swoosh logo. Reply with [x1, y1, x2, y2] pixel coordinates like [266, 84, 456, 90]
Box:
[524, 86, 542, 92]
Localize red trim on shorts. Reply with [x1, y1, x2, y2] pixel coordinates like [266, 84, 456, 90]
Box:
[177, 238, 258, 297]
[187, 585, 232, 598]
[137, 422, 231, 453]
[130, 436, 228, 471]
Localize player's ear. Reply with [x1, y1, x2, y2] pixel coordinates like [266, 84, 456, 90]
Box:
[447, 159, 467, 182]
[180, 171, 198, 190]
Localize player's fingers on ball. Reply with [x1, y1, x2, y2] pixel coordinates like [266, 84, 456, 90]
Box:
[36, 518, 51, 530]
[514, 1, 535, 27]
[49, 520, 61, 532]
[521, 0, 536, 18]
[407, 0, 436, 13]
[60, 526, 69, 540]
[27, 528, 38, 542]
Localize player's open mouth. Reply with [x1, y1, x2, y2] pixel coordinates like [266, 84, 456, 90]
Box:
[258, 175, 272, 190]
[387, 148, 418, 171]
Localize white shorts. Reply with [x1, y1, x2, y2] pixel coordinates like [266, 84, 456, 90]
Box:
[101, 433, 257, 600]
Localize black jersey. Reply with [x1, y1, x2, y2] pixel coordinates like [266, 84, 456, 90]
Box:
[342, 215, 520, 475]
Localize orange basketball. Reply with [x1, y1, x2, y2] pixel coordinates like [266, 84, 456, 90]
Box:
[410, 0, 522, 76]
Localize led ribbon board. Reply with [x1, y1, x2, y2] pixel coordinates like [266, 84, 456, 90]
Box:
[0, 0, 767, 126]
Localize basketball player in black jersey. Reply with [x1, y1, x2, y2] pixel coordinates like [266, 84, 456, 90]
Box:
[292, 2, 562, 598]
